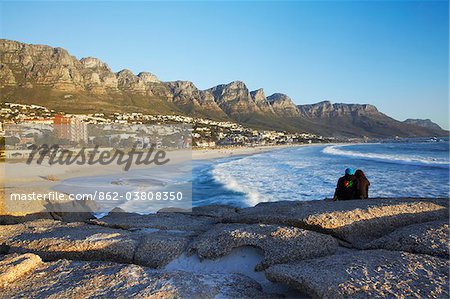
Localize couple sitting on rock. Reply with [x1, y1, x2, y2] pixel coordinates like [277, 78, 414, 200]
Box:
[333, 168, 370, 201]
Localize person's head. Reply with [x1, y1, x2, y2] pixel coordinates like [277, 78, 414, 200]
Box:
[345, 168, 355, 176]
[355, 169, 365, 178]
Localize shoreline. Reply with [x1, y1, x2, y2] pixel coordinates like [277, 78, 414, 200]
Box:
[1, 143, 322, 215]
[6, 143, 322, 183]
[191, 143, 321, 161]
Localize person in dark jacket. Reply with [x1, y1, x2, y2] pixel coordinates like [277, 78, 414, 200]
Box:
[333, 168, 357, 201]
[355, 169, 370, 199]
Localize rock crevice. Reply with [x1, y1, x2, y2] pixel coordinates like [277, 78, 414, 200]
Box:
[1, 198, 448, 298]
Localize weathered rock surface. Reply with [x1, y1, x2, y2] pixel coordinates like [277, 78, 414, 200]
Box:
[0, 219, 190, 268]
[266, 93, 300, 117]
[89, 211, 217, 232]
[165, 80, 227, 118]
[224, 198, 448, 248]
[157, 204, 239, 221]
[79, 56, 119, 93]
[134, 230, 195, 268]
[0, 212, 54, 225]
[0, 211, 94, 225]
[0, 63, 16, 87]
[0, 253, 272, 299]
[116, 69, 147, 93]
[295, 100, 448, 137]
[137, 71, 160, 83]
[44, 198, 97, 222]
[0, 193, 96, 224]
[0, 198, 449, 298]
[189, 223, 338, 270]
[191, 204, 240, 220]
[208, 81, 262, 116]
[403, 118, 443, 131]
[365, 220, 449, 258]
[298, 101, 379, 118]
[266, 249, 449, 299]
[250, 88, 275, 113]
[0, 253, 43, 287]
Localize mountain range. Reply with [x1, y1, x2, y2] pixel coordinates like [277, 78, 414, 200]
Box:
[403, 119, 444, 131]
[0, 39, 447, 138]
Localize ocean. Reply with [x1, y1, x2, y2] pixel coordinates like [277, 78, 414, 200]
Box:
[53, 139, 449, 214]
[193, 139, 449, 207]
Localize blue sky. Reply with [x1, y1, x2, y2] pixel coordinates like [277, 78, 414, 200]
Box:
[1, 1, 448, 129]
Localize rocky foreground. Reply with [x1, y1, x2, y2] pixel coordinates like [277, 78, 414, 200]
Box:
[0, 198, 449, 298]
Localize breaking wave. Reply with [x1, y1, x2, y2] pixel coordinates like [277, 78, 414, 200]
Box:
[211, 158, 268, 207]
[322, 145, 448, 168]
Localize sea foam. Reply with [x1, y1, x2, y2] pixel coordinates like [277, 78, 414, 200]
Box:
[322, 144, 448, 168]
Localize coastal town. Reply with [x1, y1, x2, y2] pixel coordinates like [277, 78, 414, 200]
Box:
[0, 102, 334, 151]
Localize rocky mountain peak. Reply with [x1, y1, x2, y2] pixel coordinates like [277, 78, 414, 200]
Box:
[250, 88, 274, 114]
[163, 80, 226, 118]
[403, 119, 443, 131]
[80, 57, 110, 70]
[298, 101, 379, 118]
[267, 93, 292, 103]
[227, 80, 247, 89]
[250, 88, 266, 103]
[361, 104, 378, 112]
[116, 69, 135, 77]
[334, 103, 378, 112]
[116, 69, 146, 93]
[138, 72, 160, 83]
[0, 39, 24, 51]
[165, 80, 201, 105]
[208, 81, 250, 101]
[266, 93, 299, 117]
[166, 80, 196, 91]
[207, 81, 261, 116]
[315, 100, 332, 106]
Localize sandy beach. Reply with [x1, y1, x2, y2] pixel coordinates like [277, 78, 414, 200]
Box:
[5, 143, 311, 184]
[1, 144, 315, 215]
[191, 144, 310, 160]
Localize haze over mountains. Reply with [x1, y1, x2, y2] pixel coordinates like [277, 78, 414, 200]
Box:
[0, 39, 446, 138]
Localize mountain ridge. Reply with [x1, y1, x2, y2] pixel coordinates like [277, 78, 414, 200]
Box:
[0, 39, 447, 138]
[403, 119, 443, 131]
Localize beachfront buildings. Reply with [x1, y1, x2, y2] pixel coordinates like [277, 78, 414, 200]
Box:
[54, 115, 89, 143]
[0, 102, 332, 148]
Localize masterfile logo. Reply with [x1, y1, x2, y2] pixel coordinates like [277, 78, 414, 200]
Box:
[3, 123, 193, 214]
